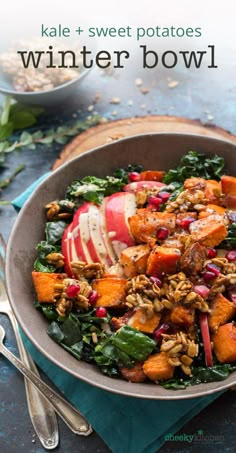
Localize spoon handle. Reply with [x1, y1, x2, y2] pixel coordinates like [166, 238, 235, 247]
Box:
[8, 312, 59, 450]
[0, 340, 92, 436]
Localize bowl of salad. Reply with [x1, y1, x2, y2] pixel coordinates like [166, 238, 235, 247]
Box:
[6, 133, 236, 399]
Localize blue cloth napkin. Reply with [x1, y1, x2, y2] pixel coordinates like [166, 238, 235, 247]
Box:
[12, 178, 223, 453]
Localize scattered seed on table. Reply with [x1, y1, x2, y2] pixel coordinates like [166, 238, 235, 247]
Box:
[110, 97, 121, 104]
[135, 78, 143, 86]
[168, 80, 179, 88]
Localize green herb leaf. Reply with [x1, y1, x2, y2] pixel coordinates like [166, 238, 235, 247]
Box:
[163, 151, 225, 184]
[45, 221, 67, 244]
[112, 325, 156, 361]
[0, 122, 14, 141]
[220, 223, 236, 249]
[47, 321, 64, 343]
[10, 111, 37, 129]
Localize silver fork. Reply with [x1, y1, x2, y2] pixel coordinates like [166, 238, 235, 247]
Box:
[0, 234, 93, 442]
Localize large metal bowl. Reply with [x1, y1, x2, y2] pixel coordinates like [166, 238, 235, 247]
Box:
[6, 133, 236, 399]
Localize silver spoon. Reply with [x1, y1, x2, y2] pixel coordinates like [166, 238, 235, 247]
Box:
[0, 325, 93, 436]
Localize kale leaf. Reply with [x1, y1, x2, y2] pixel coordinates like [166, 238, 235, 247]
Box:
[45, 221, 67, 244]
[163, 151, 225, 184]
[114, 164, 143, 184]
[66, 175, 125, 205]
[220, 223, 236, 249]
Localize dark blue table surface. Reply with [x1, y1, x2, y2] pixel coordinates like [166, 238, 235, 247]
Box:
[1, 60, 236, 453]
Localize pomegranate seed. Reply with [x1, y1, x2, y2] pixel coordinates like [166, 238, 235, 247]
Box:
[89, 290, 98, 305]
[194, 285, 210, 298]
[158, 191, 170, 202]
[128, 172, 141, 182]
[207, 248, 217, 259]
[95, 307, 107, 318]
[203, 271, 216, 282]
[154, 323, 170, 342]
[206, 263, 221, 276]
[226, 250, 236, 262]
[150, 276, 162, 287]
[156, 227, 169, 240]
[177, 216, 196, 230]
[66, 284, 80, 298]
[148, 195, 162, 207]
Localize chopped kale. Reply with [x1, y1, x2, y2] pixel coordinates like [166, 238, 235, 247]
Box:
[65, 175, 125, 205]
[163, 151, 225, 184]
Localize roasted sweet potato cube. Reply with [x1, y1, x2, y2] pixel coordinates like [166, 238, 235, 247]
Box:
[204, 180, 222, 204]
[92, 277, 127, 308]
[222, 194, 236, 209]
[143, 352, 174, 381]
[32, 271, 66, 303]
[127, 308, 161, 334]
[212, 323, 236, 363]
[208, 294, 236, 332]
[146, 246, 181, 276]
[170, 305, 195, 327]
[120, 362, 147, 383]
[140, 170, 165, 182]
[189, 215, 227, 247]
[128, 209, 176, 244]
[199, 204, 226, 219]
[221, 175, 236, 195]
[120, 244, 150, 278]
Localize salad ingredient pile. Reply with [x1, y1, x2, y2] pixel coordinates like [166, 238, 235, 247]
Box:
[32, 152, 236, 388]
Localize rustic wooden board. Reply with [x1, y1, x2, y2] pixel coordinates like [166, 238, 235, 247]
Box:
[53, 115, 236, 169]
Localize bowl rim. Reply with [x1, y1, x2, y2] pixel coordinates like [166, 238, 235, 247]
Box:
[0, 65, 91, 96]
[6, 132, 236, 399]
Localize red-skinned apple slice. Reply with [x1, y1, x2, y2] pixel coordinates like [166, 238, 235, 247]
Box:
[87, 203, 116, 267]
[98, 202, 117, 266]
[199, 313, 213, 367]
[123, 181, 166, 193]
[61, 223, 74, 276]
[105, 192, 136, 257]
[73, 202, 93, 263]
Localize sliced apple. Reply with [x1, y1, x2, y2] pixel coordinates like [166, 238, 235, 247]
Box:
[61, 223, 74, 276]
[87, 203, 116, 267]
[199, 313, 213, 367]
[123, 181, 166, 193]
[104, 192, 136, 257]
[99, 202, 117, 266]
[73, 202, 93, 263]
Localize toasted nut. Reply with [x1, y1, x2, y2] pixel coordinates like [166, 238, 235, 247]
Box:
[46, 252, 65, 268]
[162, 299, 174, 310]
[168, 357, 182, 367]
[126, 294, 137, 305]
[161, 340, 178, 352]
[185, 291, 197, 303]
[180, 332, 188, 346]
[153, 298, 164, 312]
[168, 344, 183, 356]
[187, 342, 199, 357]
[92, 332, 98, 344]
[180, 355, 193, 366]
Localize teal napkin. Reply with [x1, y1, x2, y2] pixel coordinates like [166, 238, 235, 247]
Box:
[12, 178, 223, 453]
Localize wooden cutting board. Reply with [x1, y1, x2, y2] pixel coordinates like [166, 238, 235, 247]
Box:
[53, 115, 236, 169]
